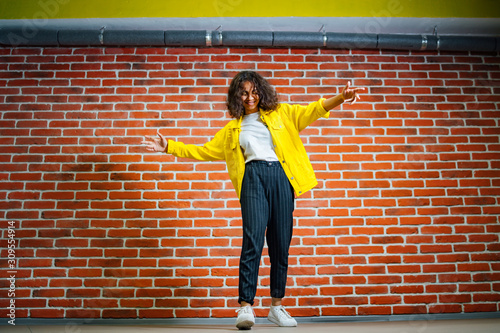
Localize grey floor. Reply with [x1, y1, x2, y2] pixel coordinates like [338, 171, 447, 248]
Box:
[3, 318, 500, 333]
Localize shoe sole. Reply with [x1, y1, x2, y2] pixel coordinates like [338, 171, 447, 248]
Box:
[268, 316, 297, 327]
[236, 319, 254, 330]
[267, 316, 278, 326]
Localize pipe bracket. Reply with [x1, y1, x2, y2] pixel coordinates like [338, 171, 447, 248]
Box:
[421, 35, 428, 51]
[206, 30, 212, 47]
[99, 26, 105, 45]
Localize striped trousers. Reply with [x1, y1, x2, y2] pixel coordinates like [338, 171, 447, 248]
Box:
[238, 160, 295, 305]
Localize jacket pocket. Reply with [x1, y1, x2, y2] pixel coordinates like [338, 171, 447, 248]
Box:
[270, 117, 285, 130]
[263, 112, 285, 131]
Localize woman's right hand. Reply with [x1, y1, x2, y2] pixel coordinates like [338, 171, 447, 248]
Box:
[142, 132, 168, 153]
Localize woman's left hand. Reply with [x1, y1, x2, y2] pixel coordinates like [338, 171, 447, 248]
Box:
[342, 81, 366, 105]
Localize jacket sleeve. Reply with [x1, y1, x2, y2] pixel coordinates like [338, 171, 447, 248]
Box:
[280, 98, 330, 132]
[166, 125, 227, 161]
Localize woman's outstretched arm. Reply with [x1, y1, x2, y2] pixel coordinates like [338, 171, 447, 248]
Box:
[142, 125, 227, 161]
[142, 131, 168, 152]
[322, 81, 366, 111]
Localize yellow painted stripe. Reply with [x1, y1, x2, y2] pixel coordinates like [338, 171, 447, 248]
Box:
[0, 0, 499, 19]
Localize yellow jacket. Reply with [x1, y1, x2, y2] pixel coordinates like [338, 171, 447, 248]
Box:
[167, 99, 329, 199]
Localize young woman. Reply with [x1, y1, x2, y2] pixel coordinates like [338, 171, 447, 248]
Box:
[142, 71, 365, 330]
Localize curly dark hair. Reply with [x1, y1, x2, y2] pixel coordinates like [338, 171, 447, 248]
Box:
[226, 71, 279, 119]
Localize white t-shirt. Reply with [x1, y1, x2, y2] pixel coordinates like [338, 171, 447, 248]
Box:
[239, 112, 279, 163]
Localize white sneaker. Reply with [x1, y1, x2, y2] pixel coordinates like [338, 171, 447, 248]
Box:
[235, 306, 255, 330]
[267, 305, 297, 327]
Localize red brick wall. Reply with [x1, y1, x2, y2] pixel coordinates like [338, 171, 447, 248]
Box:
[0, 46, 499, 320]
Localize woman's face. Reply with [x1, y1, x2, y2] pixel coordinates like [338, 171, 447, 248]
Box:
[241, 81, 260, 115]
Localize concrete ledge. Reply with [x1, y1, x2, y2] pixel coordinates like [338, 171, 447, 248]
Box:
[7, 312, 500, 326]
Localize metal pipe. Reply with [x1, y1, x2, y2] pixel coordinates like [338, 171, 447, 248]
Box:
[273, 31, 325, 48]
[0, 28, 498, 52]
[378, 34, 424, 51]
[221, 31, 273, 47]
[438, 35, 497, 52]
[325, 32, 378, 49]
[58, 29, 102, 46]
[103, 30, 165, 46]
[164, 30, 206, 46]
